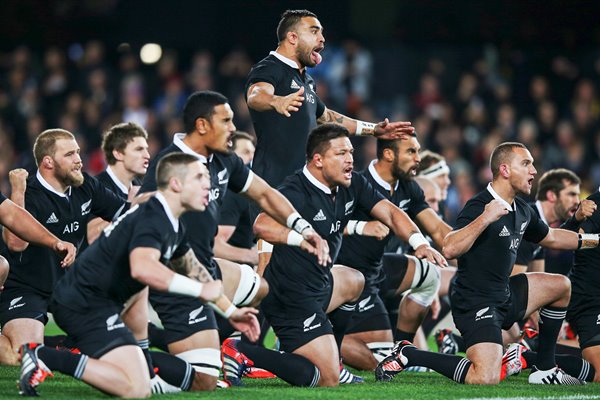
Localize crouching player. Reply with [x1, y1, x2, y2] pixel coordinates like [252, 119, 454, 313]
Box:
[18, 153, 259, 397]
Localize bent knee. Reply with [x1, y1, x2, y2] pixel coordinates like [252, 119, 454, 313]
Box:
[467, 369, 500, 385]
[190, 373, 217, 391]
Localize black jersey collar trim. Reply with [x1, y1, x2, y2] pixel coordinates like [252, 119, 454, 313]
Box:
[486, 183, 514, 212]
[303, 165, 334, 194]
[270, 51, 300, 69]
[534, 200, 548, 225]
[154, 192, 179, 232]
[173, 133, 214, 164]
[106, 166, 129, 195]
[36, 170, 71, 198]
[368, 160, 398, 192]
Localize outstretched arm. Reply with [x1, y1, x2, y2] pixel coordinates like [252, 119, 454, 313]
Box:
[247, 82, 305, 117]
[318, 107, 414, 139]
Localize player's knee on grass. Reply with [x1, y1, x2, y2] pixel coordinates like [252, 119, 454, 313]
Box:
[233, 263, 265, 307]
[176, 348, 221, 390]
[406, 256, 441, 307]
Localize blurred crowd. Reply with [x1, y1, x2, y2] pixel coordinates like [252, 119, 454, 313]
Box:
[1, 39, 600, 224]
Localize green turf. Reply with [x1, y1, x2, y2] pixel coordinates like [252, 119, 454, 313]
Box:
[2, 323, 597, 399]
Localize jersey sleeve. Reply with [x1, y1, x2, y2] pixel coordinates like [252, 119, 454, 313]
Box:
[407, 182, 430, 218]
[246, 60, 281, 91]
[227, 154, 251, 193]
[88, 175, 128, 221]
[0, 191, 6, 205]
[128, 218, 165, 253]
[354, 174, 386, 214]
[315, 94, 326, 119]
[523, 206, 550, 243]
[277, 179, 306, 211]
[454, 199, 482, 230]
[139, 156, 159, 193]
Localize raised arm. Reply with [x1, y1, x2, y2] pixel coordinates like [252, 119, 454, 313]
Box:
[247, 82, 305, 117]
[443, 199, 508, 260]
[370, 199, 447, 266]
[414, 208, 453, 249]
[317, 107, 414, 139]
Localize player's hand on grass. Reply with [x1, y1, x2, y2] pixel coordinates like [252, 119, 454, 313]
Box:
[414, 245, 447, 267]
[363, 221, 390, 240]
[373, 118, 415, 139]
[55, 241, 77, 267]
[229, 308, 261, 343]
[274, 87, 304, 117]
[575, 199, 596, 222]
[300, 228, 331, 266]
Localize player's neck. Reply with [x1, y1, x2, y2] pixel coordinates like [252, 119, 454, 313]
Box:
[540, 201, 559, 225]
[374, 161, 397, 187]
[39, 169, 70, 194]
[307, 164, 336, 191]
[108, 164, 134, 189]
[182, 134, 211, 158]
[490, 181, 515, 204]
[275, 46, 305, 72]
[158, 190, 184, 219]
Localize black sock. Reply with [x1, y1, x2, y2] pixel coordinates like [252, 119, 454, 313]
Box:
[394, 329, 415, 342]
[148, 322, 169, 352]
[403, 346, 471, 383]
[556, 343, 582, 357]
[43, 335, 67, 348]
[217, 316, 236, 343]
[536, 306, 567, 370]
[421, 300, 451, 336]
[37, 345, 88, 380]
[150, 351, 195, 391]
[328, 302, 357, 353]
[138, 339, 156, 378]
[453, 333, 467, 353]
[240, 311, 269, 346]
[237, 342, 319, 387]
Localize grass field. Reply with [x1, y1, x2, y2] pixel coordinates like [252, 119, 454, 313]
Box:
[1, 323, 598, 399]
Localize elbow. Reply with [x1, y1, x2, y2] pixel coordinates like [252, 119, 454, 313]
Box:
[441, 243, 457, 260]
[252, 213, 269, 240]
[130, 264, 146, 283]
[5, 239, 27, 253]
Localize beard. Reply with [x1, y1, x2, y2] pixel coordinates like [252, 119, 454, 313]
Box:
[391, 164, 413, 182]
[58, 167, 84, 187]
[296, 45, 316, 68]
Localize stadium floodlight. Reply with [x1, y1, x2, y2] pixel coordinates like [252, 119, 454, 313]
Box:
[140, 43, 162, 64]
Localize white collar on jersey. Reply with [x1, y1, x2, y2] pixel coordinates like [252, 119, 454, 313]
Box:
[36, 170, 71, 198]
[303, 165, 334, 194]
[106, 166, 129, 195]
[154, 192, 179, 232]
[486, 182, 514, 212]
[173, 133, 214, 164]
[270, 51, 300, 69]
[368, 159, 399, 192]
[535, 200, 549, 225]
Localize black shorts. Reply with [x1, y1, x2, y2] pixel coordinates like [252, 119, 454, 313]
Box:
[346, 289, 391, 334]
[380, 253, 410, 328]
[49, 300, 136, 358]
[567, 304, 600, 349]
[0, 286, 49, 327]
[261, 278, 334, 353]
[452, 273, 529, 348]
[149, 290, 218, 344]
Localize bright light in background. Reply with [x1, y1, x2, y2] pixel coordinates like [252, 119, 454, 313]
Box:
[140, 43, 162, 64]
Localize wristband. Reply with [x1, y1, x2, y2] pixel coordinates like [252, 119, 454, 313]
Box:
[208, 298, 237, 318]
[287, 231, 304, 246]
[578, 233, 599, 249]
[168, 274, 203, 297]
[356, 120, 377, 136]
[347, 220, 367, 235]
[286, 212, 312, 234]
[408, 232, 429, 250]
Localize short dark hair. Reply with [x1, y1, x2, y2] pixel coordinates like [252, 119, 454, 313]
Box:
[376, 139, 399, 160]
[489, 142, 527, 179]
[156, 152, 201, 190]
[306, 123, 349, 161]
[183, 90, 228, 133]
[277, 9, 318, 42]
[536, 168, 581, 201]
[101, 122, 148, 165]
[33, 129, 75, 166]
[232, 131, 255, 148]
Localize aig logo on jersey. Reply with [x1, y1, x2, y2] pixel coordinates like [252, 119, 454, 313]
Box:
[208, 188, 220, 202]
[81, 199, 92, 216]
[303, 313, 321, 332]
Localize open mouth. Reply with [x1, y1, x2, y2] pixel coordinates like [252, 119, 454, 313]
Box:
[311, 46, 323, 65]
[343, 166, 353, 179]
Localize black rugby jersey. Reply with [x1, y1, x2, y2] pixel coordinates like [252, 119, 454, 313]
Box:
[139, 133, 252, 273]
[2, 172, 126, 296]
[96, 167, 142, 201]
[515, 201, 546, 265]
[570, 190, 600, 315]
[264, 167, 384, 307]
[246, 52, 326, 187]
[0, 191, 6, 204]
[52, 195, 189, 310]
[337, 161, 429, 291]
[219, 191, 254, 249]
[450, 184, 549, 310]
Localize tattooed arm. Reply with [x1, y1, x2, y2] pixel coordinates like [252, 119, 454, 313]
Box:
[317, 107, 415, 139]
[168, 249, 214, 283]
